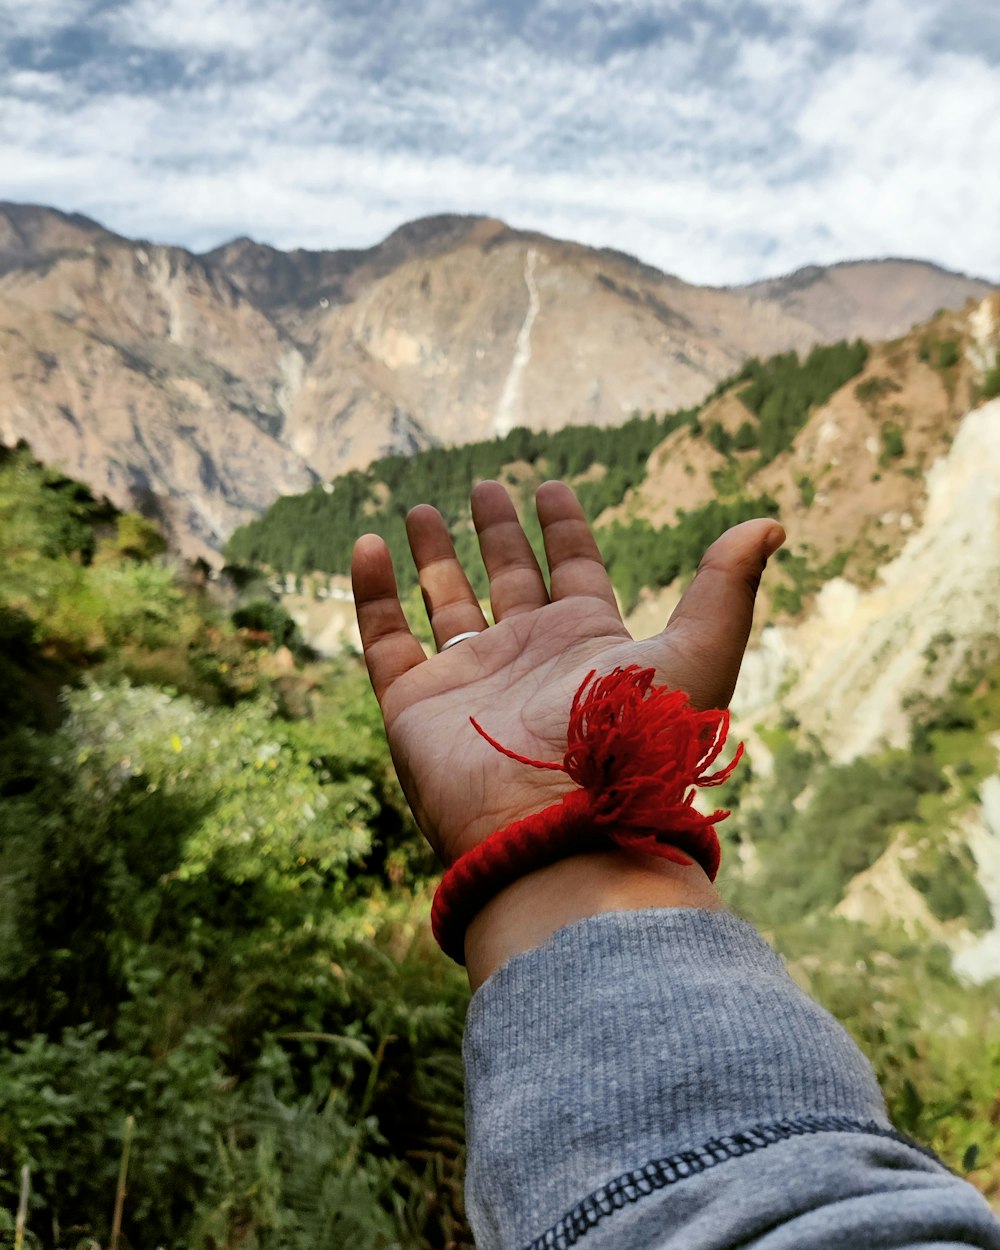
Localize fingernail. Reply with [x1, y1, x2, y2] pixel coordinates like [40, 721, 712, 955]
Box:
[763, 524, 785, 559]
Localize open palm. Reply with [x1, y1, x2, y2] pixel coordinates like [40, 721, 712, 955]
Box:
[352, 480, 783, 866]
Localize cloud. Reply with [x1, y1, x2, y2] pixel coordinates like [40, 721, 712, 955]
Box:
[0, 0, 997, 284]
[111, 0, 330, 61]
[0, 0, 89, 36]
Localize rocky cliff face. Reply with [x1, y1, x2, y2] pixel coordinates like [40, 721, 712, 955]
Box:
[728, 296, 1000, 970]
[737, 381, 1000, 981]
[0, 202, 992, 558]
[0, 235, 317, 560]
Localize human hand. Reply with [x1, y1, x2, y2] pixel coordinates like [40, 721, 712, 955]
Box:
[351, 480, 784, 873]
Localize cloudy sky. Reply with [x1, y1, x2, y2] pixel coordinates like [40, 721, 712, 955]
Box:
[2, 0, 998, 284]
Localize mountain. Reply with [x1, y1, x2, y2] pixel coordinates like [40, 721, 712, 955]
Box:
[0, 228, 318, 558]
[738, 257, 994, 342]
[0, 201, 993, 558]
[0, 202, 123, 275]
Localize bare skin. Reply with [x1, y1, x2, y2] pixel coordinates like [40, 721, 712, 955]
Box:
[351, 480, 784, 988]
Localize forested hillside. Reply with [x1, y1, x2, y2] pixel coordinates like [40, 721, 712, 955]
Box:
[225, 339, 869, 610]
[2, 300, 999, 1245]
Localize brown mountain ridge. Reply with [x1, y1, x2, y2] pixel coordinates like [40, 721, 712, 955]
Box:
[0, 201, 992, 559]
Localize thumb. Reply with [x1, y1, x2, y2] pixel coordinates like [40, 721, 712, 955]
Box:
[657, 518, 785, 709]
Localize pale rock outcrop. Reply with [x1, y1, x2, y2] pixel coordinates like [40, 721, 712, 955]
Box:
[733, 397, 1000, 762]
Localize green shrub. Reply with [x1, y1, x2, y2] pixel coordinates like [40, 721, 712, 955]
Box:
[982, 354, 1000, 400]
[706, 421, 733, 455]
[110, 512, 168, 561]
[907, 845, 993, 930]
[0, 671, 472, 1247]
[768, 547, 847, 617]
[733, 421, 758, 451]
[879, 421, 906, 465]
[726, 745, 945, 929]
[855, 376, 902, 406]
[918, 337, 961, 371]
[232, 599, 299, 648]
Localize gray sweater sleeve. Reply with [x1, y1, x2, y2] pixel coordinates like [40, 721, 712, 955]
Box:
[462, 909, 1000, 1250]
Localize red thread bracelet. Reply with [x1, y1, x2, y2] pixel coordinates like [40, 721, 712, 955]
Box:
[430, 665, 743, 964]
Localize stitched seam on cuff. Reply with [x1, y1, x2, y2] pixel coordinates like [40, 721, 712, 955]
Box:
[521, 1114, 939, 1250]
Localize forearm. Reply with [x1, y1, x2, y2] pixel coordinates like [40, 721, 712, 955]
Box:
[464, 849, 720, 990]
[463, 907, 1000, 1250]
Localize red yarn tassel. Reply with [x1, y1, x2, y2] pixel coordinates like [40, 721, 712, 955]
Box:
[433, 666, 743, 963]
[471, 665, 742, 847]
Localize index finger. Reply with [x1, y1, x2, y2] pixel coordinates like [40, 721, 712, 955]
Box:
[351, 533, 426, 704]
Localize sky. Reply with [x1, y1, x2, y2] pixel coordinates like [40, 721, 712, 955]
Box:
[1, 0, 998, 285]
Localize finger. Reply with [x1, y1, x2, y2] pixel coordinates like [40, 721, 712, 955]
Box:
[661, 518, 785, 709]
[406, 504, 489, 648]
[471, 481, 549, 620]
[535, 481, 620, 612]
[351, 534, 426, 704]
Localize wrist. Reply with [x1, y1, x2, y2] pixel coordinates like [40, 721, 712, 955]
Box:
[463, 848, 721, 989]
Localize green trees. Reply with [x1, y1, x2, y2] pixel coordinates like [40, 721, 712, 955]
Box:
[0, 451, 472, 1247]
[599, 493, 781, 611]
[0, 668, 472, 1246]
[4, 431, 1000, 1235]
[225, 340, 869, 612]
[735, 340, 869, 464]
[223, 409, 696, 590]
[231, 599, 300, 647]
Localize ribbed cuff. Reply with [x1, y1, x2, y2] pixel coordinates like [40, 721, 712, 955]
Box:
[462, 909, 890, 1250]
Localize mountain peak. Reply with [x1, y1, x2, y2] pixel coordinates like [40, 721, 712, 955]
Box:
[0, 201, 123, 274]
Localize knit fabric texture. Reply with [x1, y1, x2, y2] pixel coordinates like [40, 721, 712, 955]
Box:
[462, 909, 1000, 1250]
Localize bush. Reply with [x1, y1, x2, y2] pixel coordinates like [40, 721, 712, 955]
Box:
[733, 421, 758, 451]
[982, 354, 1000, 400]
[907, 845, 993, 930]
[855, 376, 902, 407]
[728, 747, 945, 928]
[0, 674, 472, 1247]
[879, 421, 906, 465]
[232, 599, 299, 648]
[706, 421, 733, 455]
[918, 337, 961, 371]
[106, 512, 168, 562]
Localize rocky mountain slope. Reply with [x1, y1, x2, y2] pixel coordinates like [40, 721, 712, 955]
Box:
[0, 201, 991, 559]
[737, 258, 993, 343]
[606, 293, 1000, 738]
[618, 294, 1000, 979]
